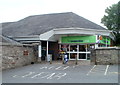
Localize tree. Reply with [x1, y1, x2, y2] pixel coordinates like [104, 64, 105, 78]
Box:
[101, 1, 120, 45]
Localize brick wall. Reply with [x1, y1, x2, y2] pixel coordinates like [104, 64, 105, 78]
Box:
[91, 47, 120, 65]
[1, 43, 37, 70]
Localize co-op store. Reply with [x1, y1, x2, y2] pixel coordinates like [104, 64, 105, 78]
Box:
[36, 28, 114, 61]
[11, 13, 114, 62]
[14, 27, 114, 62]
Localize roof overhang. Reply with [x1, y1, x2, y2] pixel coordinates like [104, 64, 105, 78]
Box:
[11, 27, 115, 43]
[11, 35, 40, 43]
[40, 27, 114, 41]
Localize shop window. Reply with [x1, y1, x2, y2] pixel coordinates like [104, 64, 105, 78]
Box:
[61, 45, 69, 52]
[79, 45, 86, 51]
[70, 45, 77, 51]
[70, 53, 77, 59]
[79, 53, 86, 59]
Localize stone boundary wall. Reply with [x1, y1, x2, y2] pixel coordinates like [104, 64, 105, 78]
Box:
[1, 43, 37, 70]
[91, 47, 120, 65]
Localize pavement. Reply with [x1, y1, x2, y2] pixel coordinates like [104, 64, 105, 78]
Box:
[2, 61, 119, 83]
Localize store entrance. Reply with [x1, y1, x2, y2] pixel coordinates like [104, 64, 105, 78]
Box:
[59, 44, 91, 60]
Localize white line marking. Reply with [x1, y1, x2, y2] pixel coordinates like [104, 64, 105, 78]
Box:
[47, 73, 56, 79]
[104, 65, 109, 75]
[31, 72, 44, 78]
[73, 66, 75, 68]
[63, 66, 69, 70]
[86, 65, 96, 75]
[55, 73, 67, 80]
[13, 75, 17, 78]
[22, 72, 35, 78]
[73, 65, 79, 68]
[41, 73, 55, 79]
[40, 66, 47, 69]
[55, 66, 62, 70]
[48, 66, 54, 69]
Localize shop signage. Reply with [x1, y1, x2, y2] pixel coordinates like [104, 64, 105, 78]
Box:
[61, 36, 96, 44]
[100, 36, 111, 45]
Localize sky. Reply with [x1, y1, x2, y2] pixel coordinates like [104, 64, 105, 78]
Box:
[0, 0, 119, 27]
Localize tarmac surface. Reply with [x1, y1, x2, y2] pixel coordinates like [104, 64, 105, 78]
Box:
[2, 61, 119, 83]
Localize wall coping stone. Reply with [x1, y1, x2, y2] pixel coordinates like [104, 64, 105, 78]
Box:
[96, 47, 120, 50]
[0, 42, 35, 47]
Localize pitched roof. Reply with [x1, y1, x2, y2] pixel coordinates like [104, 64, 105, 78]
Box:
[0, 35, 21, 44]
[2, 12, 106, 36]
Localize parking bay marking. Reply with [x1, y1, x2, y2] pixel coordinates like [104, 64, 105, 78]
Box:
[13, 72, 67, 80]
[55, 66, 62, 70]
[109, 72, 120, 74]
[86, 65, 96, 75]
[13, 71, 35, 78]
[73, 65, 79, 68]
[31, 72, 45, 78]
[41, 73, 56, 79]
[39, 65, 69, 70]
[48, 66, 54, 69]
[41, 73, 67, 80]
[104, 65, 109, 75]
[63, 66, 69, 70]
[87, 65, 110, 76]
[40, 66, 48, 69]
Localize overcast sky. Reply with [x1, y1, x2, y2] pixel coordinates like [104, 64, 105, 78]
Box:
[0, 0, 119, 27]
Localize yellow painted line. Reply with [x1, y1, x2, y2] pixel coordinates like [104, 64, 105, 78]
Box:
[109, 72, 120, 74]
[104, 65, 109, 75]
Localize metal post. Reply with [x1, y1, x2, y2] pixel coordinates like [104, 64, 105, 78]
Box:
[50, 54, 52, 64]
[75, 54, 77, 65]
[47, 41, 48, 61]
[38, 44, 42, 63]
[62, 54, 64, 64]
[86, 44, 87, 60]
[95, 44, 98, 49]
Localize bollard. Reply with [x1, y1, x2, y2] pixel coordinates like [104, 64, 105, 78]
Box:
[62, 54, 64, 64]
[50, 55, 52, 64]
[75, 56, 78, 65]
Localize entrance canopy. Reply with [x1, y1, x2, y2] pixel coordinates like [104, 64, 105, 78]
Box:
[12, 27, 114, 44]
[39, 27, 114, 42]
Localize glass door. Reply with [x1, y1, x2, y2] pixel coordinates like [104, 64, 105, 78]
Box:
[78, 45, 87, 60]
[69, 45, 77, 60]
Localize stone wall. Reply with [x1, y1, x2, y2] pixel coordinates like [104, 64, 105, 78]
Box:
[1, 43, 37, 70]
[91, 47, 120, 65]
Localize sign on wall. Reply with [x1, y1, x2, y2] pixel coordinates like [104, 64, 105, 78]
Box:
[61, 36, 96, 44]
[100, 36, 111, 45]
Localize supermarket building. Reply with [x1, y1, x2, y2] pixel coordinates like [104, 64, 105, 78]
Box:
[2, 12, 115, 61]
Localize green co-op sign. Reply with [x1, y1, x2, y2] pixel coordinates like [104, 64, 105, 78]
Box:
[61, 35, 110, 45]
[61, 36, 96, 44]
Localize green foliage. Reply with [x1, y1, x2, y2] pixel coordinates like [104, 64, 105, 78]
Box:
[101, 1, 120, 45]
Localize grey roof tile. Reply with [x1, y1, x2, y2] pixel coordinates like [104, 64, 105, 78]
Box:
[2, 12, 106, 36]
